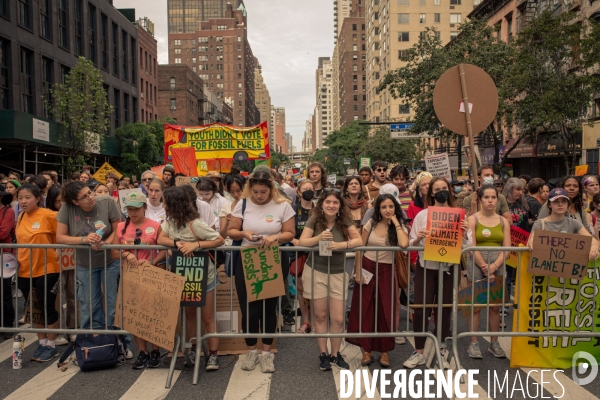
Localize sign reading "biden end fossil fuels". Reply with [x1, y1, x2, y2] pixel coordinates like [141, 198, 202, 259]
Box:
[423, 207, 465, 265]
[172, 250, 209, 307]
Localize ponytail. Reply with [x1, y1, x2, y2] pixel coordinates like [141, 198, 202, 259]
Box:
[121, 216, 131, 235]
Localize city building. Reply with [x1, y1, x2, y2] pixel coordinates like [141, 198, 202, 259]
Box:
[315, 57, 333, 150]
[365, 0, 479, 124]
[167, 3, 259, 127]
[337, 0, 367, 128]
[285, 132, 293, 154]
[168, 0, 245, 33]
[334, 0, 354, 42]
[135, 17, 159, 122]
[157, 64, 205, 126]
[303, 117, 313, 152]
[331, 45, 341, 131]
[0, 1, 149, 174]
[271, 106, 287, 153]
[254, 63, 274, 148]
[203, 88, 233, 124]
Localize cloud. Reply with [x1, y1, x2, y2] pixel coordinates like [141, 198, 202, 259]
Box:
[113, 0, 333, 151]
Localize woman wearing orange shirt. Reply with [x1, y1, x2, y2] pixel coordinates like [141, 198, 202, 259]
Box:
[15, 184, 60, 362]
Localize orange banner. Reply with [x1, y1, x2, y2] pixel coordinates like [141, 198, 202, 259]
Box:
[150, 165, 164, 179]
[171, 147, 198, 177]
[423, 206, 465, 264]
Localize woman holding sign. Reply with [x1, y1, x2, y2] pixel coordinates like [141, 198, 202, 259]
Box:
[157, 186, 224, 371]
[298, 189, 362, 372]
[407, 177, 469, 369]
[528, 188, 598, 259]
[228, 170, 295, 374]
[465, 184, 510, 359]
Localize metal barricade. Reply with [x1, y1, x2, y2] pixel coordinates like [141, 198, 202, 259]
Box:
[451, 246, 600, 381]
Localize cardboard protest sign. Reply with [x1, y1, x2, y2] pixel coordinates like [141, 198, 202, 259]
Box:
[92, 162, 122, 184]
[505, 226, 530, 268]
[527, 231, 591, 279]
[59, 248, 76, 271]
[423, 206, 465, 264]
[116, 260, 185, 351]
[424, 153, 452, 181]
[327, 174, 337, 186]
[118, 188, 143, 215]
[24, 288, 61, 325]
[175, 176, 192, 186]
[458, 276, 504, 318]
[172, 250, 209, 307]
[240, 245, 285, 302]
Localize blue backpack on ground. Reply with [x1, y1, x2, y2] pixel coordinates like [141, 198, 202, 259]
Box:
[57, 327, 128, 372]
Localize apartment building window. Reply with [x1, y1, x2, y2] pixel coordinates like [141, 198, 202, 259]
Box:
[58, 0, 69, 49]
[450, 13, 462, 24]
[112, 23, 119, 76]
[74, 0, 83, 56]
[434, 13, 441, 23]
[434, 0, 440, 4]
[130, 38, 136, 84]
[174, 48, 181, 54]
[216, 46, 222, 51]
[175, 58, 181, 64]
[450, 31, 458, 40]
[113, 88, 120, 128]
[352, 24, 357, 30]
[398, 49, 409, 59]
[419, 13, 425, 23]
[0, 40, 9, 109]
[174, 39, 181, 45]
[352, 44, 357, 51]
[170, 98, 176, 108]
[420, 0, 425, 4]
[507, 15, 513, 42]
[399, 104, 410, 114]
[41, 57, 53, 117]
[0, 0, 7, 18]
[100, 14, 108, 69]
[20, 47, 33, 114]
[238, 83, 242, 88]
[87, 4, 97, 64]
[217, 25, 226, 30]
[353, 65, 358, 71]
[398, 32, 409, 41]
[398, 14, 409, 24]
[18, 0, 31, 29]
[123, 93, 129, 123]
[398, 0, 408, 5]
[435, 31, 441, 40]
[170, 77, 175, 90]
[353, 75, 357, 81]
[353, 95, 358, 101]
[237, 45, 241, 51]
[60, 64, 70, 83]
[216, 36, 222, 42]
[450, 0, 461, 4]
[192, 57, 196, 64]
[40, 0, 51, 39]
[132, 97, 138, 122]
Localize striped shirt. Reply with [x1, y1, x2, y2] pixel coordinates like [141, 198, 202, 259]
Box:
[397, 189, 412, 212]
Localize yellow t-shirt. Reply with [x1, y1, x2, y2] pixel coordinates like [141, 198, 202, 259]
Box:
[16, 208, 59, 278]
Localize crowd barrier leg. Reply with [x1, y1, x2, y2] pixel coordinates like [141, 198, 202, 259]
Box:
[165, 333, 181, 389]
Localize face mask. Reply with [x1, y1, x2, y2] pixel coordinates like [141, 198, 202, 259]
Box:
[302, 190, 315, 201]
[433, 190, 450, 204]
[483, 177, 494, 185]
[454, 186, 463, 194]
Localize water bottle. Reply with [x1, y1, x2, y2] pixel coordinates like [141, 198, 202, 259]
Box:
[12, 335, 24, 369]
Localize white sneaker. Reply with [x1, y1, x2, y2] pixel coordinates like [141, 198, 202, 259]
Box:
[403, 351, 426, 368]
[69, 334, 77, 342]
[125, 349, 134, 359]
[259, 353, 275, 373]
[395, 336, 406, 345]
[241, 351, 259, 371]
[438, 350, 450, 370]
[55, 336, 69, 346]
[18, 317, 25, 324]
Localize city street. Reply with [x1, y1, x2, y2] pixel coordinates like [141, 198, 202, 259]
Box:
[1, 311, 597, 399]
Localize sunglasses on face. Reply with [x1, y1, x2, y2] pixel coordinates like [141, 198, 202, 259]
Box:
[134, 228, 142, 245]
[376, 168, 387, 172]
[142, 178, 153, 182]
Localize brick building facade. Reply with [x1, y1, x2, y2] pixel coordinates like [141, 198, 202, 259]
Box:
[136, 18, 158, 123]
[157, 64, 205, 126]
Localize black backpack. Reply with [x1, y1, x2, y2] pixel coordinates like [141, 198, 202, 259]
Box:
[57, 328, 128, 372]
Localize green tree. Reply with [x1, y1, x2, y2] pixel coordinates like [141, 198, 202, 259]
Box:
[112, 121, 166, 177]
[48, 57, 112, 174]
[270, 152, 290, 169]
[360, 126, 429, 166]
[312, 121, 370, 175]
[508, 11, 600, 173]
[378, 19, 519, 172]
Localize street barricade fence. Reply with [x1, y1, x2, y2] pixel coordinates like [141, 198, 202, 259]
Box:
[1, 243, 597, 389]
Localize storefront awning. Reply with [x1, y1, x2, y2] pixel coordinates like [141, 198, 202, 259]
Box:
[536, 133, 582, 157]
[505, 137, 536, 158]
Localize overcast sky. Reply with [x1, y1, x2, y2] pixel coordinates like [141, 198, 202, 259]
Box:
[113, 0, 334, 151]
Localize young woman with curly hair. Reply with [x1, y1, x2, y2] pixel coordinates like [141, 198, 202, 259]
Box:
[157, 186, 224, 370]
[227, 170, 296, 374]
[347, 193, 409, 367]
[298, 189, 362, 371]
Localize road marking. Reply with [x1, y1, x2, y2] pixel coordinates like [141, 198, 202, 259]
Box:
[482, 336, 598, 400]
[334, 340, 381, 400]
[120, 368, 182, 400]
[223, 355, 272, 400]
[0, 332, 38, 363]
[5, 357, 79, 400]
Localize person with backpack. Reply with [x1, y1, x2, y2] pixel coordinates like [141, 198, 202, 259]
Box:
[15, 184, 61, 362]
[112, 192, 166, 369]
[0, 184, 16, 339]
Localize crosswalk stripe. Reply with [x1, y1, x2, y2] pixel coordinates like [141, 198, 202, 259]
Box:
[120, 368, 182, 400]
[0, 332, 38, 363]
[222, 355, 272, 400]
[334, 341, 381, 400]
[4, 357, 79, 400]
[482, 336, 599, 400]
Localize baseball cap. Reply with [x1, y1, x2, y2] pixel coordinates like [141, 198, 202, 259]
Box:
[548, 188, 569, 202]
[123, 191, 147, 208]
[379, 183, 399, 198]
[163, 165, 175, 173]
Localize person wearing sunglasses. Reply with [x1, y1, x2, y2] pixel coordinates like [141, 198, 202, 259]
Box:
[363, 160, 388, 203]
[112, 191, 166, 370]
[56, 181, 122, 331]
[140, 170, 157, 196]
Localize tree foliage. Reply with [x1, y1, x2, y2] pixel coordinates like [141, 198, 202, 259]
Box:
[270, 152, 290, 169]
[508, 11, 600, 173]
[360, 127, 429, 167]
[48, 57, 112, 174]
[112, 120, 167, 177]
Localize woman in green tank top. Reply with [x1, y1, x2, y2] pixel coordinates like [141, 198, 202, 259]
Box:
[465, 184, 511, 360]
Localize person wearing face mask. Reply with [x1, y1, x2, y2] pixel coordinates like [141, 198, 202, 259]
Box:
[451, 180, 464, 201]
[462, 165, 512, 226]
[406, 177, 471, 369]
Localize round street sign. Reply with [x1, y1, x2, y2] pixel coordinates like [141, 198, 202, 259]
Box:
[433, 64, 498, 136]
